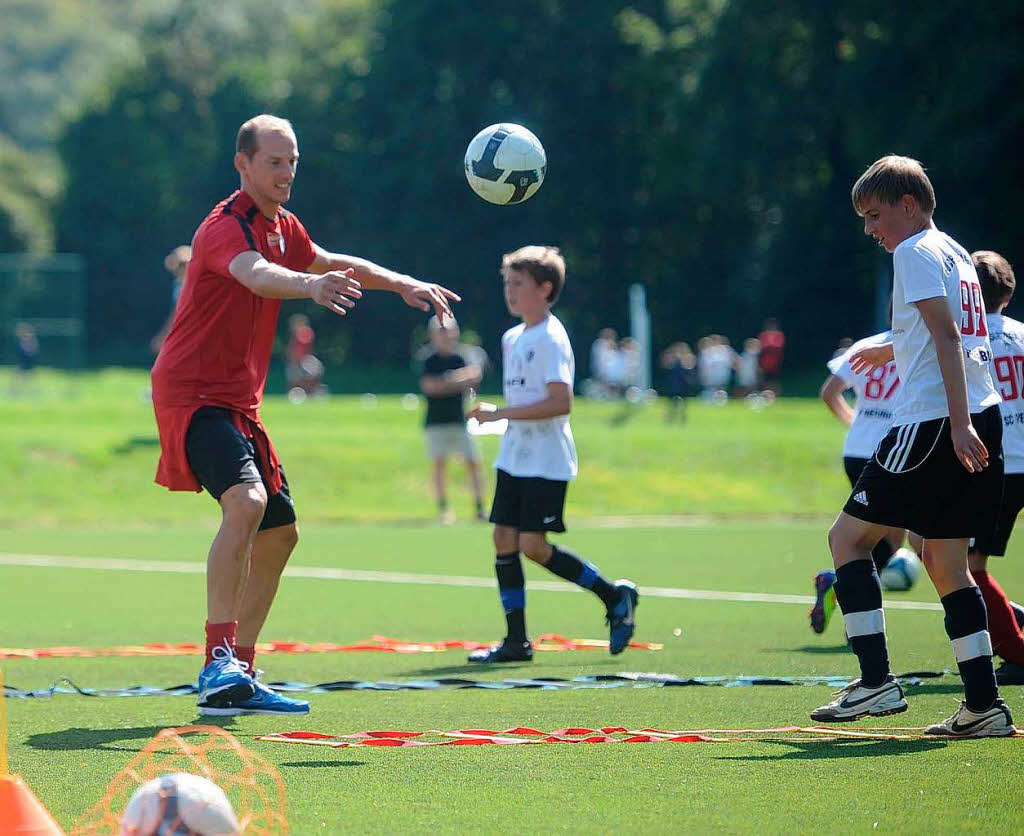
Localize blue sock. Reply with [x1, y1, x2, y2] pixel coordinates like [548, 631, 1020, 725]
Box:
[834, 560, 890, 688]
[495, 552, 527, 642]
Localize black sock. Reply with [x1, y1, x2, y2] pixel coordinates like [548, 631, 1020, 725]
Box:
[495, 552, 527, 642]
[546, 545, 620, 609]
[834, 560, 890, 688]
[871, 539, 896, 574]
[942, 586, 998, 712]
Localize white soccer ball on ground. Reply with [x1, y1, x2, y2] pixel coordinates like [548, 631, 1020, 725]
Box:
[464, 123, 546, 205]
[120, 772, 240, 836]
[879, 547, 923, 592]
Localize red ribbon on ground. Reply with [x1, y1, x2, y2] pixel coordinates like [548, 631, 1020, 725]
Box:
[256, 725, 1018, 748]
[0, 634, 662, 660]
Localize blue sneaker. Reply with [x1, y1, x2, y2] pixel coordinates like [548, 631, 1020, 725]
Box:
[199, 673, 311, 716]
[197, 642, 254, 708]
[810, 570, 837, 634]
[607, 580, 639, 655]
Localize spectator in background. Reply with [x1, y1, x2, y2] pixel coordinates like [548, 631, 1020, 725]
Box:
[618, 337, 642, 392]
[285, 313, 326, 401]
[734, 337, 762, 397]
[757, 317, 785, 395]
[9, 321, 40, 395]
[588, 328, 620, 398]
[418, 315, 486, 524]
[660, 342, 698, 421]
[698, 334, 735, 401]
[150, 245, 192, 354]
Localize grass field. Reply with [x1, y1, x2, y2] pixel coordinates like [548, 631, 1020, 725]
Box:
[2, 372, 1023, 833]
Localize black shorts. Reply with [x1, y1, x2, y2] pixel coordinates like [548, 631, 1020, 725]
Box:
[973, 472, 1024, 557]
[185, 407, 296, 531]
[843, 405, 1003, 540]
[489, 468, 568, 533]
[844, 456, 870, 488]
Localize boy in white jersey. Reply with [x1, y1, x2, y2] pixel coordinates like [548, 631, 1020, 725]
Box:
[810, 328, 907, 633]
[811, 156, 1014, 736]
[969, 251, 1024, 684]
[468, 246, 639, 662]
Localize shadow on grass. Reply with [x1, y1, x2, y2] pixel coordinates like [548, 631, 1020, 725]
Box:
[279, 760, 366, 768]
[777, 644, 852, 655]
[112, 436, 160, 454]
[400, 657, 629, 678]
[718, 737, 947, 761]
[26, 726, 170, 753]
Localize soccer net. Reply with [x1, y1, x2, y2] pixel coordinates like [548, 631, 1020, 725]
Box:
[70, 725, 288, 836]
[0, 253, 86, 369]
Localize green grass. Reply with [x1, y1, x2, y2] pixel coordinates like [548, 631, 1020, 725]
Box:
[0, 368, 849, 525]
[2, 371, 1023, 833]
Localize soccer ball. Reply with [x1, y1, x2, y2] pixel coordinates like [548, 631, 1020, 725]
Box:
[464, 123, 546, 205]
[121, 773, 240, 836]
[879, 548, 923, 592]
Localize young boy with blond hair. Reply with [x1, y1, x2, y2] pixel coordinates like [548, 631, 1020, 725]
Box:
[812, 156, 1014, 736]
[469, 246, 638, 662]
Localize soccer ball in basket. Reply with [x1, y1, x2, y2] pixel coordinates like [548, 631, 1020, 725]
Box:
[879, 548, 923, 592]
[464, 123, 546, 205]
[120, 772, 240, 836]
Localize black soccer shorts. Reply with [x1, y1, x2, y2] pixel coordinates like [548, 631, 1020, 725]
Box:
[185, 406, 296, 531]
[489, 468, 568, 533]
[973, 472, 1024, 557]
[843, 405, 1003, 540]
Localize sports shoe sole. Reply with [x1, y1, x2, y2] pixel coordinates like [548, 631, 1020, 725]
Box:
[197, 680, 255, 708]
[924, 723, 1017, 738]
[810, 700, 908, 723]
[198, 704, 310, 717]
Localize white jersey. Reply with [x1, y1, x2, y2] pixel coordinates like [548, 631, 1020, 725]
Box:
[495, 314, 578, 481]
[987, 312, 1024, 473]
[891, 227, 999, 425]
[827, 331, 899, 459]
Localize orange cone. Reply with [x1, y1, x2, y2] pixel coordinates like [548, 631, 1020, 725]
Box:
[0, 774, 65, 835]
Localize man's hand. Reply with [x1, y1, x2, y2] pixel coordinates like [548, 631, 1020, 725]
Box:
[398, 278, 461, 321]
[951, 423, 989, 473]
[849, 343, 894, 374]
[469, 402, 501, 422]
[311, 268, 362, 316]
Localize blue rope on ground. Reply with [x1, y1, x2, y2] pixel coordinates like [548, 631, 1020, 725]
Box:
[1, 670, 952, 699]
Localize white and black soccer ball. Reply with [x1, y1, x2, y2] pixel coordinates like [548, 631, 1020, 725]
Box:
[880, 548, 923, 592]
[464, 123, 546, 205]
[120, 772, 240, 836]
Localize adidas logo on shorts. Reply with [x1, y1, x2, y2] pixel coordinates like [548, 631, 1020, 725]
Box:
[852, 491, 869, 506]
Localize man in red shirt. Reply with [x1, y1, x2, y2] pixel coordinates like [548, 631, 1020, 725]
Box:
[757, 317, 785, 395]
[152, 114, 459, 716]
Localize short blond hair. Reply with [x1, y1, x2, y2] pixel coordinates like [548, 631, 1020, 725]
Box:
[501, 245, 566, 303]
[851, 155, 936, 216]
[236, 114, 295, 159]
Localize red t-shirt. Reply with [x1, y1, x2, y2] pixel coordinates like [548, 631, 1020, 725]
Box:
[151, 190, 317, 491]
[757, 329, 785, 374]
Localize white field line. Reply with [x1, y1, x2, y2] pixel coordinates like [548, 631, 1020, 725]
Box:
[0, 552, 944, 612]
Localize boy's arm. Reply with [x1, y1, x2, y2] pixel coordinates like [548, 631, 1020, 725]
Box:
[309, 244, 458, 320]
[470, 382, 571, 422]
[848, 343, 894, 374]
[916, 296, 989, 473]
[420, 365, 483, 396]
[819, 375, 855, 426]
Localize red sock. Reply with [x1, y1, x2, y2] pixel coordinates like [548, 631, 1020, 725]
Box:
[236, 645, 256, 671]
[205, 620, 238, 666]
[974, 571, 1024, 665]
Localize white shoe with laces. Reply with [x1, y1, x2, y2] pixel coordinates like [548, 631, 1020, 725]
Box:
[924, 699, 1016, 738]
[810, 674, 907, 723]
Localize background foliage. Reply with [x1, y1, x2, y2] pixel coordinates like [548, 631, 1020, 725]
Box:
[2, 0, 1022, 381]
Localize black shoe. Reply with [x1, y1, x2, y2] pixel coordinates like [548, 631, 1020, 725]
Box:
[468, 639, 533, 663]
[1011, 601, 1024, 631]
[995, 660, 1024, 686]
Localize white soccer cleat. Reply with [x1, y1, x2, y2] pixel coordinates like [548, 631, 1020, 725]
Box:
[810, 674, 908, 723]
[924, 699, 1016, 738]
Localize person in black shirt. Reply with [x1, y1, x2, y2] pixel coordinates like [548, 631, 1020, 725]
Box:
[418, 316, 486, 523]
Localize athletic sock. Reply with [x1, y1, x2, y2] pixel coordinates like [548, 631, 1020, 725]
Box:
[236, 645, 256, 672]
[204, 620, 238, 666]
[546, 544, 620, 609]
[973, 571, 1024, 666]
[870, 539, 895, 574]
[942, 586, 998, 712]
[834, 560, 890, 688]
[495, 552, 527, 642]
